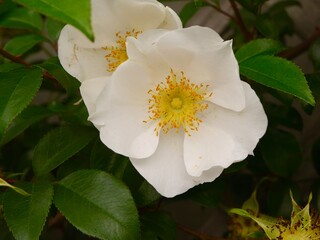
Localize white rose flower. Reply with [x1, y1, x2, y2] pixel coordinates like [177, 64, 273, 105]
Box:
[90, 26, 268, 197]
[58, 0, 182, 114]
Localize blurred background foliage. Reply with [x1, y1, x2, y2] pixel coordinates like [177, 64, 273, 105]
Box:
[0, 0, 319, 239]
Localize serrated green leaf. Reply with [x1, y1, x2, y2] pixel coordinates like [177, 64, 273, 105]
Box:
[261, 129, 302, 178]
[14, 0, 93, 41]
[235, 38, 284, 63]
[0, 106, 52, 146]
[40, 57, 80, 95]
[33, 125, 97, 176]
[141, 212, 176, 240]
[54, 170, 139, 240]
[240, 55, 315, 105]
[4, 34, 46, 56]
[0, 68, 43, 138]
[0, 63, 23, 72]
[3, 181, 53, 240]
[0, 178, 29, 196]
[0, 7, 42, 30]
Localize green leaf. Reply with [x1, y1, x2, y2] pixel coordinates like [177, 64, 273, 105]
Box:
[0, 178, 29, 196]
[235, 38, 284, 63]
[15, 0, 93, 41]
[141, 212, 176, 240]
[0, 218, 15, 240]
[3, 181, 53, 240]
[33, 125, 97, 176]
[46, 18, 65, 42]
[90, 139, 144, 193]
[134, 181, 160, 208]
[260, 129, 302, 178]
[0, 63, 23, 72]
[0, 106, 52, 146]
[240, 55, 315, 105]
[4, 34, 46, 56]
[0, 0, 16, 16]
[40, 57, 80, 95]
[0, 68, 43, 138]
[54, 170, 139, 240]
[179, 1, 205, 26]
[0, 7, 42, 30]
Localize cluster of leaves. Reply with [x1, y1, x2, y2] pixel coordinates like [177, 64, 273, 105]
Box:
[0, 0, 319, 239]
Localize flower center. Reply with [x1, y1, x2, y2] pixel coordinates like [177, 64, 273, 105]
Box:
[102, 29, 141, 72]
[171, 97, 183, 109]
[145, 69, 212, 136]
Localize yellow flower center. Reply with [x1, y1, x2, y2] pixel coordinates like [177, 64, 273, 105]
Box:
[102, 29, 141, 72]
[145, 69, 212, 136]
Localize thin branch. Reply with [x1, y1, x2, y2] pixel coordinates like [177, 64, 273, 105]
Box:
[229, 0, 252, 40]
[279, 26, 320, 59]
[48, 212, 65, 229]
[0, 48, 30, 67]
[203, 0, 236, 20]
[0, 46, 59, 84]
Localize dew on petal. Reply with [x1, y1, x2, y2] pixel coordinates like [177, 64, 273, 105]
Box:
[102, 29, 142, 72]
[144, 69, 212, 136]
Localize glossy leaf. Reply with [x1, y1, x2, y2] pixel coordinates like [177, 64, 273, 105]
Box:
[0, 68, 42, 138]
[3, 181, 53, 240]
[240, 55, 315, 105]
[235, 38, 284, 63]
[0, 106, 52, 146]
[54, 170, 139, 240]
[4, 34, 46, 56]
[33, 125, 97, 176]
[0, 8, 42, 30]
[40, 57, 80, 95]
[15, 0, 93, 41]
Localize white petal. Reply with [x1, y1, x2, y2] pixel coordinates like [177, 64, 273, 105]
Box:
[80, 76, 110, 115]
[184, 123, 236, 177]
[157, 31, 245, 111]
[114, 0, 180, 31]
[58, 26, 110, 81]
[184, 81, 267, 176]
[159, 7, 183, 29]
[130, 26, 245, 111]
[89, 61, 159, 159]
[131, 131, 215, 198]
[63, 0, 123, 48]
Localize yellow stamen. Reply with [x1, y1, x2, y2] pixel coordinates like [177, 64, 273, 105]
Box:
[102, 29, 141, 72]
[144, 69, 212, 136]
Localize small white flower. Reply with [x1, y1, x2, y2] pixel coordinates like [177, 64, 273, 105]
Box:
[90, 26, 268, 197]
[58, 0, 182, 114]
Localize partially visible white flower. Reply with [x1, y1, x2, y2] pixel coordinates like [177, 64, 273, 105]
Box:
[90, 26, 268, 197]
[58, 0, 182, 114]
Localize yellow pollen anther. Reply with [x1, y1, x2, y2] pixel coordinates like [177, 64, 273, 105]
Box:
[102, 29, 141, 72]
[144, 69, 212, 136]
